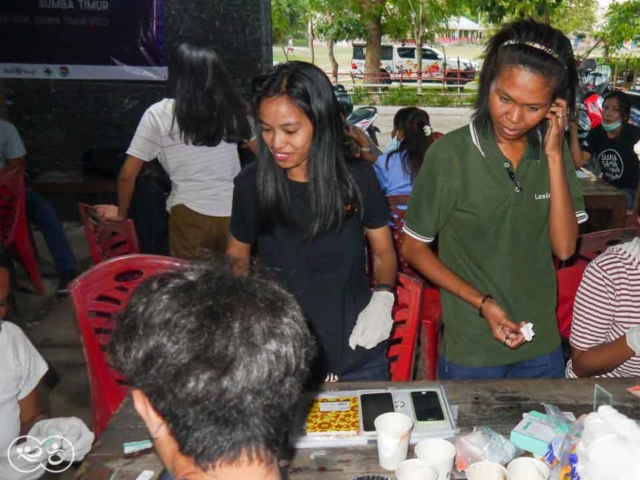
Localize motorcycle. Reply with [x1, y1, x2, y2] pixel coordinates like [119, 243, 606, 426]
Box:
[579, 64, 613, 129]
[333, 84, 381, 146]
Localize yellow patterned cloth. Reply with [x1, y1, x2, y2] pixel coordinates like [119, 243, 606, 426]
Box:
[305, 397, 361, 436]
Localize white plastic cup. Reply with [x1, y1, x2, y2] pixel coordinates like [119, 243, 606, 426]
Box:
[507, 458, 550, 480]
[414, 438, 457, 480]
[396, 459, 440, 480]
[374, 412, 414, 471]
[466, 460, 510, 480]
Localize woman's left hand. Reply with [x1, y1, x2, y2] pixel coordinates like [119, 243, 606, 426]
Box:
[544, 98, 568, 161]
[344, 125, 370, 149]
[349, 291, 395, 350]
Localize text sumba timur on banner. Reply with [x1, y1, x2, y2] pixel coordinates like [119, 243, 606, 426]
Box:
[0, 0, 167, 81]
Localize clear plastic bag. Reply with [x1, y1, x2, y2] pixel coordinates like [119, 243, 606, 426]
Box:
[452, 426, 521, 471]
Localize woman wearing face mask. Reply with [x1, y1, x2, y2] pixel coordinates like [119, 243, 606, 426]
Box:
[401, 20, 587, 380]
[227, 62, 397, 382]
[573, 90, 640, 216]
[373, 107, 440, 196]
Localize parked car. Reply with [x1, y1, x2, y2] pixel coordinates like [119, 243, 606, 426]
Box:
[351, 42, 479, 84]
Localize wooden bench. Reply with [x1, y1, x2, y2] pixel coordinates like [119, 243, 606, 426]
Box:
[580, 177, 628, 232]
[30, 171, 116, 195]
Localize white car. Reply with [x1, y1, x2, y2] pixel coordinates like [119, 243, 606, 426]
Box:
[351, 42, 479, 83]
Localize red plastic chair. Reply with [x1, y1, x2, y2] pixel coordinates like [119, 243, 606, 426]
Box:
[78, 203, 140, 265]
[419, 287, 442, 380]
[0, 160, 44, 294]
[386, 195, 414, 276]
[387, 273, 424, 381]
[555, 228, 637, 339]
[386, 195, 442, 380]
[69, 254, 189, 437]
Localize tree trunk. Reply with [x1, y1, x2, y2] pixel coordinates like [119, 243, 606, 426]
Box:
[363, 1, 385, 86]
[308, 19, 315, 64]
[282, 44, 289, 61]
[416, 2, 424, 95]
[328, 38, 339, 83]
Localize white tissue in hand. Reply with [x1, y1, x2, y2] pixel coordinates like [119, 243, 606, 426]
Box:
[521, 322, 535, 341]
[634, 140, 640, 160]
[28, 417, 95, 462]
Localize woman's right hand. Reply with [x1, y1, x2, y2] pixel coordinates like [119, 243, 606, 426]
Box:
[481, 300, 526, 349]
[95, 204, 125, 221]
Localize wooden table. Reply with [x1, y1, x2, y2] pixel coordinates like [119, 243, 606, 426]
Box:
[580, 177, 628, 232]
[76, 378, 640, 479]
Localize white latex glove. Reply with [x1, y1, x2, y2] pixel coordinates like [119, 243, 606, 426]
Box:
[626, 325, 640, 354]
[28, 417, 95, 462]
[349, 291, 394, 350]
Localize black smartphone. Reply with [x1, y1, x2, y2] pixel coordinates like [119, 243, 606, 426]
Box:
[360, 392, 395, 433]
[410, 390, 445, 423]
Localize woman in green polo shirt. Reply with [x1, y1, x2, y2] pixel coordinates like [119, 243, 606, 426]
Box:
[402, 20, 587, 380]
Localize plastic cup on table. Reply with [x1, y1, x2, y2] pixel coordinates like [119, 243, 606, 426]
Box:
[396, 458, 439, 480]
[507, 457, 550, 480]
[414, 438, 457, 480]
[374, 412, 414, 471]
[465, 460, 511, 480]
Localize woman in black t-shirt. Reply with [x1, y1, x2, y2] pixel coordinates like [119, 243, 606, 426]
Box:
[226, 62, 397, 382]
[575, 90, 640, 215]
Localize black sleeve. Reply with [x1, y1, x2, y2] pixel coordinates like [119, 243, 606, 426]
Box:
[582, 129, 594, 154]
[351, 160, 390, 229]
[229, 163, 259, 244]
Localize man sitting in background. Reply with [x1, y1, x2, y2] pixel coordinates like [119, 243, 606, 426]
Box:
[0, 119, 77, 295]
[566, 237, 640, 378]
[109, 262, 315, 480]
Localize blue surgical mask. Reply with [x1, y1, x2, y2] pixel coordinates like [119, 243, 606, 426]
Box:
[602, 120, 622, 132]
[384, 136, 400, 153]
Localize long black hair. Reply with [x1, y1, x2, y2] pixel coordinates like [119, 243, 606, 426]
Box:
[253, 62, 361, 239]
[387, 107, 434, 180]
[170, 43, 251, 146]
[603, 90, 632, 124]
[473, 19, 578, 135]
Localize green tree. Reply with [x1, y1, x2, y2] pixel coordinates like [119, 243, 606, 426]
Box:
[271, 0, 306, 60]
[470, 0, 563, 24]
[598, 0, 640, 49]
[549, 0, 597, 35]
[387, 0, 463, 92]
[313, 0, 368, 80]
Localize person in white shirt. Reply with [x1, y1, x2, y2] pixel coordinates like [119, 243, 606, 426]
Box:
[97, 43, 255, 260]
[566, 237, 640, 378]
[0, 266, 49, 479]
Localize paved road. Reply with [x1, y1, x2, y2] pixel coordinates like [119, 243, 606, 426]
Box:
[354, 106, 473, 150]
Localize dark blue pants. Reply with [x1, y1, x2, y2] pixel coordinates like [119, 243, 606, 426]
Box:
[438, 347, 565, 380]
[340, 354, 390, 382]
[25, 188, 76, 275]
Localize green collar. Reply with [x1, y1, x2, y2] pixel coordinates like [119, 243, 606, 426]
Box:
[470, 120, 543, 163]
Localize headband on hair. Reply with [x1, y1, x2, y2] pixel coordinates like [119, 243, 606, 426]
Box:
[501, 39, 565, 67]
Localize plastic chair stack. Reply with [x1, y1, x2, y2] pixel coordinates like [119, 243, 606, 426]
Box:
[69, 254, 189, 437]
[386, 195, 442, 380]
[78, 203, 140, 265]
[387, 273, 424, 381]
[0, 160, 44, 294]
